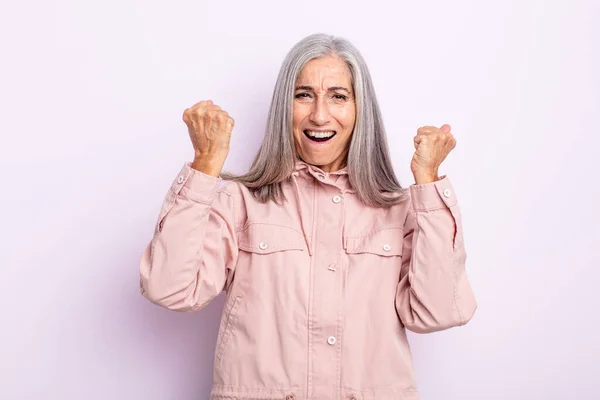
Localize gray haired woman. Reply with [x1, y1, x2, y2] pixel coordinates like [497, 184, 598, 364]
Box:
[140, 32, 477, 400]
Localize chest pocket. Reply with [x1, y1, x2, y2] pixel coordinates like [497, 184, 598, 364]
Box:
[238, 223, 307, 254]
[344, 227, 404, 257]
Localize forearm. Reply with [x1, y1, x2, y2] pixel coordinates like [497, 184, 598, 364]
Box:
[396, 176, 477, 333]
[140, 162, 237, 311]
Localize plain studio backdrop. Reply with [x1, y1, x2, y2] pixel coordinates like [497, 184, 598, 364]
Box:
[1, 0, 598, 399]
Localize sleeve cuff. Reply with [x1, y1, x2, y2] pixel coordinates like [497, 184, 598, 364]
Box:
[409, 175, 458, 211]
[169, 162, 222, 204]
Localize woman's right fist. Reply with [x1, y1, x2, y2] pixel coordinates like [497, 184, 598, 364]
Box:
[182, 100, 234, 176]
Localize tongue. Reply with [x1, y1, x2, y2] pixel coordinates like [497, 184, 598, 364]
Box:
[309, 136, 332, 142]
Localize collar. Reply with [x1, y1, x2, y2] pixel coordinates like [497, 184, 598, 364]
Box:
[292, 159, 355, 194]
[293, 159, 349, 175]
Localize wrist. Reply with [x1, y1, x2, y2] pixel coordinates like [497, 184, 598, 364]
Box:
[413, 171, 440, 185]
[191, 155, 226, 177]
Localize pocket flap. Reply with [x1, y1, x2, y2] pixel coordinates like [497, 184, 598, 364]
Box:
[344, 228, 403, 256]
[238, 223, 306, 254]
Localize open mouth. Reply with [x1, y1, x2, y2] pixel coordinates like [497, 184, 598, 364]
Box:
[303, 130, 337, 143]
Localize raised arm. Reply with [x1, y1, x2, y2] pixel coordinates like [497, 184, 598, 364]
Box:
[140, 100, 238, 311]
[395, 123, 477, 333]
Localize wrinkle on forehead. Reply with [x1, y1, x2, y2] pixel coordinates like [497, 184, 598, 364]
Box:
[296, 57, 353, 93]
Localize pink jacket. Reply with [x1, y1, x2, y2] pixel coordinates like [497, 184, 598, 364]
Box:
[139, 160, 477, 400]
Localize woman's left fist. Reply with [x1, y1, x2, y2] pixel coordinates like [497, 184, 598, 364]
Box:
[410, 124, 456, 184]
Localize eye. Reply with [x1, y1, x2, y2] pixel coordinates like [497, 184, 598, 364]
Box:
[295, 93, 311, 98]
[333, 94, 348, 101]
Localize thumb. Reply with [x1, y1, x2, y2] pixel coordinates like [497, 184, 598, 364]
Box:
[413, 134, 422, 150]
[440, 124, 451, 133]
[226, 118, 234, 133]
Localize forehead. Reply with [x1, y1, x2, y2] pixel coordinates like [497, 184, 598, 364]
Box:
[296, 56, 352, 87]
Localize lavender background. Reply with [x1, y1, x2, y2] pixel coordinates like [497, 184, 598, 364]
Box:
[1, 0, 598, 398]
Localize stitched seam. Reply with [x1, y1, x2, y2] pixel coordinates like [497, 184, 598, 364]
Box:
[211, 385, 304, 392]
[237, 221, 306, 237]
[213, 386, 304, 390]
[336, 195, 346, 400]
[412, 205, 448, 213]
[230, 193, 238, 249]
[342, 386, 419, 393]
[216, 295, 242, 362]
[405, 210, 420, 327]
[238, 244, 304, 252]
[306, 181, 318, 399]
[343, 226, 404, 238]
[450, 206, 464, 325]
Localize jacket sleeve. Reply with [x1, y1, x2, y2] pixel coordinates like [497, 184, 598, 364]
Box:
[139, 162, 239, 312]
[395, 176, 477, 333]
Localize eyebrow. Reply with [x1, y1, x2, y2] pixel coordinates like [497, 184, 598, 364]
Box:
[295, 85, 352, 94]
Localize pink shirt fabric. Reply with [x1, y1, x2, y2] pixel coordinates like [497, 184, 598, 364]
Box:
[140, 159, 477, 400]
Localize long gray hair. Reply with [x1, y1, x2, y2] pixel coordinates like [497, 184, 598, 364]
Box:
[221, 33, 405, 207]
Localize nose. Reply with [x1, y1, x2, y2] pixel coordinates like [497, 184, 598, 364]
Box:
[309, 95, 331, 125]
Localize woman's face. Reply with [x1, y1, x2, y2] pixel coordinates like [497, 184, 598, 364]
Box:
[292, 55, 356, 172]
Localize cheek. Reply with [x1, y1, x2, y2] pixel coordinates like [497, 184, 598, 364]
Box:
[292, 107, 304, 143]
[292, 106, 307, 128]
[336, 106, 356, 131]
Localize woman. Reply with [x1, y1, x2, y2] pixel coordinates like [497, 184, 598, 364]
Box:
[140, 33, 476, 400]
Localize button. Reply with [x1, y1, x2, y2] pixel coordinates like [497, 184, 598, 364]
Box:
[349, 396, 358, 400]
[382, 244, 391, 252]
[177, 175, 184, 184]
[285, 395, 296, 400]
[443, 188, 451, 198]
[317, 174, 325, 180]
[328, 264, 336, 271]
[332, 195, 341, 203]
[259, 242, 268, 250]
[327, 336, 336, 345]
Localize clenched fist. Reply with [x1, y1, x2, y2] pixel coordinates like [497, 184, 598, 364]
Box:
[411, 124, 456, 184]
[182, 100, 235, 177]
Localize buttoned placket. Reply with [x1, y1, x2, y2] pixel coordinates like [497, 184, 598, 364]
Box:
[302, 167, 348, 400]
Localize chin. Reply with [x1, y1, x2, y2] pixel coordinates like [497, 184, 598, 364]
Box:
[305, 155, 344, 171]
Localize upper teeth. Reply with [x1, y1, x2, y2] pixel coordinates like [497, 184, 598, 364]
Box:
[306, 130, 335, 138]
